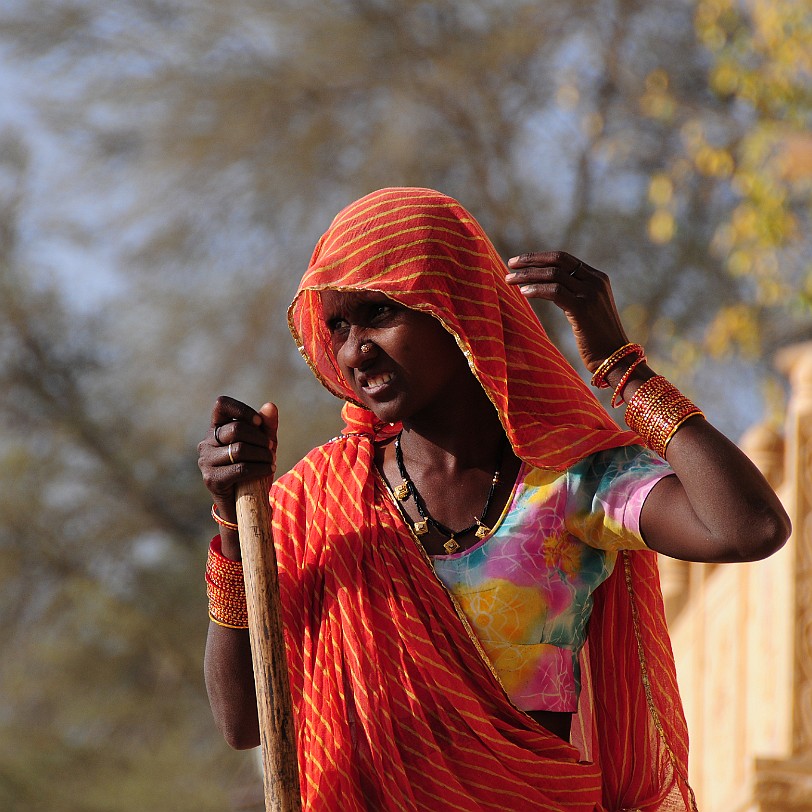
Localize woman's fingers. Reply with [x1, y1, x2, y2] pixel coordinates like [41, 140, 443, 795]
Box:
[505, 251, 588, 302]
[505, 250, 629, 371]
[209, 395, 277, 449]
[258, 402, 279, 444]
[210, 394, 262, 429]
[199, 396, 279, 500]
[507, 250, 582, 272]
[210, 418, 273, 450]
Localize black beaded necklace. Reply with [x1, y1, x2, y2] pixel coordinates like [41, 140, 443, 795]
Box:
[393, 432, 504, 554]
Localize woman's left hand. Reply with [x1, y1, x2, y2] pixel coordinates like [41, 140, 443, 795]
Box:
[505, 251, 629, 374]
[507, 251, 791, 564]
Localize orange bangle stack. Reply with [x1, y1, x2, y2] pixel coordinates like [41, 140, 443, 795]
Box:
[624, 375, 703, 457]
[205, 537, 248, 629]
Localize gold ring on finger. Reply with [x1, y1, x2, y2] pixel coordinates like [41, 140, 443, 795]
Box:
[228, 443, 235, 464]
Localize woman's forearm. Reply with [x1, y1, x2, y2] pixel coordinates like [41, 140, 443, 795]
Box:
[205, 622, 261, 750]
[204, 523, 261, 749]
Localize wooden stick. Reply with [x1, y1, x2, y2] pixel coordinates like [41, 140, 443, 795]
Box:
[236, 478, 301, 812]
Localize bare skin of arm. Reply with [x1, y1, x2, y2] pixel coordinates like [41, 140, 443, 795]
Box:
[506, 251, 791, 563]
[199, 397, 278, 749]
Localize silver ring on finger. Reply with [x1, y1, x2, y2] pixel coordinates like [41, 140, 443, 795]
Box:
[214, 425, 225, 445]
[228, 443, 235, 464]
[570, 260, 584, 277]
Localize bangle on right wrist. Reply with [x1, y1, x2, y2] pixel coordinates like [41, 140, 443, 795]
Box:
[206, 536, 248, 629]
[211, 503, 239, 530]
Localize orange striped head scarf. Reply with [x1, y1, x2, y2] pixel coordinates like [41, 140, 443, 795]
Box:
[290, 186, 638, 467]
[273, 187, 695, 810]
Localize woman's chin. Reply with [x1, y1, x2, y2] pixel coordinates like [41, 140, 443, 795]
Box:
[359, 397, 408, 427]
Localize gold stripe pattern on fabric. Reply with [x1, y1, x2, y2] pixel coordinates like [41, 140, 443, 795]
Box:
[321, 220, 490, 268]
[324, 196, 477, 248]
[622, 551, 699, 812]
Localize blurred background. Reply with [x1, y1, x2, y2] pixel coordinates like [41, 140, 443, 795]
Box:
[0, 1, 809, 809]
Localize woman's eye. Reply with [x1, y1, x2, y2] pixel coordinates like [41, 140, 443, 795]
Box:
[370, 304, 393, 321]
[327, 317, 349, 333]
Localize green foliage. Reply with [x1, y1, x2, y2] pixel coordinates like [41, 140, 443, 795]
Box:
[693, 0, 812, 355]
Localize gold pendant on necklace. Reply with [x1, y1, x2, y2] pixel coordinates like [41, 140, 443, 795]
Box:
[413, 520, 429, 535]
[443, 537, 460, 554]
[475, 523, 490, 539]
[393, 481, 409, 501]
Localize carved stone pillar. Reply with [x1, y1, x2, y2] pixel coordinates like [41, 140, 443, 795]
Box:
[752, 343, 812, 810]
[739, 423, 785, 491]
[780, 345, 812, 757]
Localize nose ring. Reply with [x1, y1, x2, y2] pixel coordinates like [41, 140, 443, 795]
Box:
[360, 342, 373, 354]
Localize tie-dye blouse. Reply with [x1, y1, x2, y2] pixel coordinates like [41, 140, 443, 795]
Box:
[431, 444, 672, 713]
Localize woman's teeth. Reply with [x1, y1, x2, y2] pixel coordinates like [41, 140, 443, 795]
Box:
[365, 373, 393, 389]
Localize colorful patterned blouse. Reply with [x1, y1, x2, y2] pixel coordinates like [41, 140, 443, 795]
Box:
[431, 445, 673, 713]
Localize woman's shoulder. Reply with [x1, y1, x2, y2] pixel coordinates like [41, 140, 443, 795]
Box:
[567, 443, 671, 478]
[519, 444, 667, 486]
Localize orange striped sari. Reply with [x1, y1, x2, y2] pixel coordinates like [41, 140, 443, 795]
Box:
[271, 187, 696, 810]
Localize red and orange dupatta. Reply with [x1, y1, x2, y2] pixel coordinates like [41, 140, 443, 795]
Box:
[270, 188, 697, 811]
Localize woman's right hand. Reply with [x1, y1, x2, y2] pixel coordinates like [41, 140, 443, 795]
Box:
[201, 397, 275, 746]
[198, 395, 279, 529]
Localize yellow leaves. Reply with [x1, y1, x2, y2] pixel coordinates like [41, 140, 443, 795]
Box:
[649, 174, 674, 207]
[680, 119, 736, 177]
[726, 152, 799, 253]
[647, 173, 676, 244]
[640, 68, 676, 121]
[695, 144, 735, 177]
[695, 0, 739, 52]
[648, 210, 676, 245]
[705, 304, 761, 358]
[647, 172, 677, 244]
[731, 204, 759, 241]
[697, 0, 811, 120]
[711, 61, 740, 95]
[751, 0, 810, 57]
[727, 249, 752, 276]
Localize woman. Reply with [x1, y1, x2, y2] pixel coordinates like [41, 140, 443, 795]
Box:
[198, 187, 789, 811]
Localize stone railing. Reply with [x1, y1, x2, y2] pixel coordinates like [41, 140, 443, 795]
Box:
[664, 342, 812, 811]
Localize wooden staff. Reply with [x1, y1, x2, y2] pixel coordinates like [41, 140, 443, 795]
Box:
[236, 478, 302, 812]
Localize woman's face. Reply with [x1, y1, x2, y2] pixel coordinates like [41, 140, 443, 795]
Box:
[320, 289, 476, 426]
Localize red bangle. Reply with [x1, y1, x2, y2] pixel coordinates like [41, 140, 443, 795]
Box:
[610, 355, 647, 408]
[206, 537, 248, 629]
[211, 503, 239, 530]
[624, 375, 703, 457]
[590, 343, 645, 389]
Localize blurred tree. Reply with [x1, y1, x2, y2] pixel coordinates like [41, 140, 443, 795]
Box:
[0, 135, 254, 810]
[693, 0, 812, 358]
[0, 0, 809, 809]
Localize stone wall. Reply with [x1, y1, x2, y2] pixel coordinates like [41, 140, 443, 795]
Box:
[665, 343, 812, 811]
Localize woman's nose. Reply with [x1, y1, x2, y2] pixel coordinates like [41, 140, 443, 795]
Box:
[338, 328, 375, 368]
